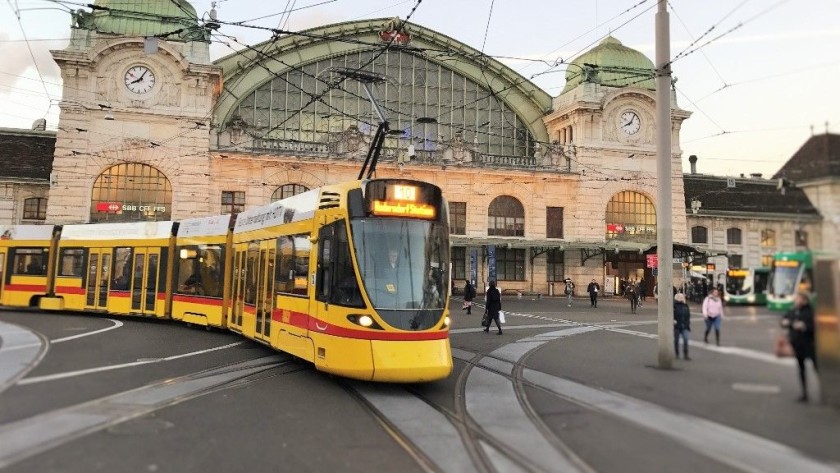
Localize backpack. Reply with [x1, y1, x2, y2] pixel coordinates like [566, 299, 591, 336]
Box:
[467, 284, 476, 299]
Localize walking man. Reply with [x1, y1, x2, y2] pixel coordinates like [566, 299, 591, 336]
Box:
[587, 279, 600, 308]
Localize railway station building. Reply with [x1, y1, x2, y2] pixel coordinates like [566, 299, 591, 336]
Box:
[2, 0, 833, 295]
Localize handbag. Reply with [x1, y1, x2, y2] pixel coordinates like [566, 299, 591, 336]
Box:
[481, 310, 489, 327]
[499, 311, 506, 324]
[775, 334, 794, 358]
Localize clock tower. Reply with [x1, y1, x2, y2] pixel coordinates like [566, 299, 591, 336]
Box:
[543, 36, 692, 283]
[47, 0, 221, 223]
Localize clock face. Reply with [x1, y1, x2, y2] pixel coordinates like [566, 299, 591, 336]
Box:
[620, 111, 641, 136]
[124, 66, 156, 95]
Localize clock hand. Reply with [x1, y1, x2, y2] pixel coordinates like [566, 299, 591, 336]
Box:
[131, 70, 148, 84]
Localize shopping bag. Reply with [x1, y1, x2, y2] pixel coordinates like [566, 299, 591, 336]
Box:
[481, 311, 489, 327]
[775, 334, 794, 358]
[499, 311, 506, 324]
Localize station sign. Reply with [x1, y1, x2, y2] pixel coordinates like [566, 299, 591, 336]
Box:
[95, 202, 166, 213]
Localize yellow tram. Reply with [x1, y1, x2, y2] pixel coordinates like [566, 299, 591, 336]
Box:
[0, 225, 55, 307]
[0, 178, 453, 383]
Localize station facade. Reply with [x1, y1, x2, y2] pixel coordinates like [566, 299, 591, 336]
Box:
[3, 1, 830, 295]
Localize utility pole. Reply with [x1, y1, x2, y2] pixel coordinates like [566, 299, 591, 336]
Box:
[655, 0, 674, 369]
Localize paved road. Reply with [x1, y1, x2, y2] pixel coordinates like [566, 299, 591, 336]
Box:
[0, 297, 837, 473]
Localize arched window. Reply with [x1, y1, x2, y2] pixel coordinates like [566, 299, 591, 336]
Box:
[90, 163, 172, 223]
[488, 196, 524, 236]
[691, 226, 708, 244]
[605, 191, 656, 240]
[23, 197, 47, 220]
[761, 229, 776, 248]
[271, 184, 309, 202]
[231, 50, 536, 157]
[727, 227, 742, 245]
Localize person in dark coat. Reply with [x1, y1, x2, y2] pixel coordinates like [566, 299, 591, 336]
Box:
[673, 293, 691, 359]
[625, 283, 638, 314]
[586, 279, 600, 308]
[781, 292, 818, 402]
[483, 280, 502, 335]
[462, 280, 475, 314]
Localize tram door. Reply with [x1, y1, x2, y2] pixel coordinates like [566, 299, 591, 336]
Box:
[0, 250, 5, 303]
[85, 249, 111, 310]
[130, 248, 162, 315]
[254, 245, 275, 342]
[230, 250, 245, 330]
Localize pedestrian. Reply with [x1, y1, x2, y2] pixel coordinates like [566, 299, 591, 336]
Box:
[626, 282, 638, 314]
[702, 287, 725, 345]
[639, 278, 648, 303]
[462, 280, 476, 314]
[587, 279, 600, 308]
[673, 293, 691, 360]
[483, 280, 503, 335]
[564, 278, 575, 307]
[781, 292, 817, 402]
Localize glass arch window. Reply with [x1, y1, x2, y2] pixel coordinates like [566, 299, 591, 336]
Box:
[90, 163, 172, 223]
[231, 49, 535, 157]
[691, 226, 708, 244]
[605, 191, 656, 240]
[488, 196, 524, 236]
[727, 227, 742, 245]
[271, 184, 309, 202]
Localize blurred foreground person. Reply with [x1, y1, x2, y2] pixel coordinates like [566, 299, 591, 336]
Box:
[781, 292, 818, 402]
[673, 293, 691, 360]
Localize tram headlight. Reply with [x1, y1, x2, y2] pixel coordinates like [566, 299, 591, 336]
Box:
[358, 315, 374, 327]
[443, 316, 451, 327]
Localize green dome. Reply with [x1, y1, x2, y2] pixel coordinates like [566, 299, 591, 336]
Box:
[83, 0, 206, 41]
[560, 36, 655, 94]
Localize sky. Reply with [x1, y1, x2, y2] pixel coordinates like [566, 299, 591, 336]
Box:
[1, 0, 839, 178]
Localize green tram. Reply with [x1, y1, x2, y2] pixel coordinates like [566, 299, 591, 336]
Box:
[724, 267, 770, 305]
[768, 251, 819, 311]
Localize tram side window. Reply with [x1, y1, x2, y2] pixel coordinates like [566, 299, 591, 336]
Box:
[12, 248, 48, 276]
[112, 247, 133, 290]
[58, 249, 85, 277]
[275, 234, 311, 296]
[317, 220, 363, 307]
[175, 246, 224, 297]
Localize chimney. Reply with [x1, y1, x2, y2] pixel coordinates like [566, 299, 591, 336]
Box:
[688, 155, 697, 174]
[31, 118, 46, 131]
[750, 173, 763, 179]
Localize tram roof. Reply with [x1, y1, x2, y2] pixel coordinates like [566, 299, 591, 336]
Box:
[60, 221, 176, 240]
[0, 225, 54, 241]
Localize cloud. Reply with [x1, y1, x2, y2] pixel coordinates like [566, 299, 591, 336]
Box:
[0, 32, 63, 94]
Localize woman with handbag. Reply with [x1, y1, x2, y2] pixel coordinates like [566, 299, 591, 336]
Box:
[781, 292, 818, 402]
[483, 280, 503, 335]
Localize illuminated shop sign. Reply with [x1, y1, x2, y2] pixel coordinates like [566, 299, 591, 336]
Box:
[727, 269, 749, 277]
[95, 202, 166, 213]
[775, 260, 800, 268]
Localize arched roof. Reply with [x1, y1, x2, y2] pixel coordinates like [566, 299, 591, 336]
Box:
[561, 36, 655, 94]
[88, 0, 204, 41]
[213, 19, 552, 143]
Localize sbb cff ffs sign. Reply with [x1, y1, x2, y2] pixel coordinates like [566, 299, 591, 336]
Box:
[96, 202, 122, 213]
[646, 254, 658, 269]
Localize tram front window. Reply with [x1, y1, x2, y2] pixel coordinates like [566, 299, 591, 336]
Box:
[726, 274, 751, 295]
[770, 264, 801, 297]
[352, 219, 449, 330]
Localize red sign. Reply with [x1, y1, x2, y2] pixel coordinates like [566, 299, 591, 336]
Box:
[607, 223, 625, 233]
[96, 202, 122, 213]
[646, 254, 658, 269]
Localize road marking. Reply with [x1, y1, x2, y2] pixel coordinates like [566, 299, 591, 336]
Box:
[0, 356, 282, 469]
[0, 321, 47, 393]
[732, 383, 782, 394]
[17, 342, 243, 385]
[51, 319, 123, 344]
